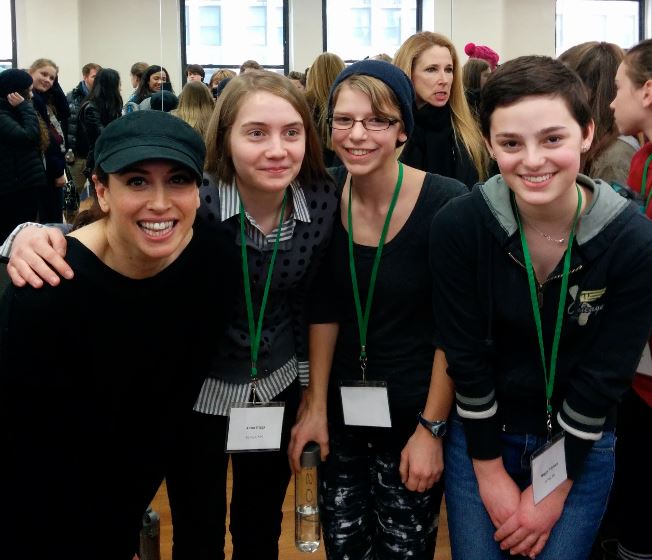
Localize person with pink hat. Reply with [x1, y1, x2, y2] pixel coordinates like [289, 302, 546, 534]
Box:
[464, 42, 500, 70]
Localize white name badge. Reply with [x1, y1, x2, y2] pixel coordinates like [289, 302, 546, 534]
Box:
[339, 381, 392, 428]
[226, 402, 285, 453]
[531, 433, 567, 504]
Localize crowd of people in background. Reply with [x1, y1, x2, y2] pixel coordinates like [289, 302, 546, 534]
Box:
[1, 30, 652, 560]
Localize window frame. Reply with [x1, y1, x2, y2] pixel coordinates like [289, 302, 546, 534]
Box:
[322, 0, 425, 60]
[0, 0, 17, 70]
[555, 0, 644, 54]
[179, 0, 289, 83]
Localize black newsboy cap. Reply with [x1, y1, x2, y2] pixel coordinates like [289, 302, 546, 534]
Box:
[94, 111, 206, 183]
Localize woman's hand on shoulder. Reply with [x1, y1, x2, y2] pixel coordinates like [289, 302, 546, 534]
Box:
[8, 226, 72, 288]
[399, 425, 444, 492]
[494, 480, 573, 559]
[288, 388, 329, 474]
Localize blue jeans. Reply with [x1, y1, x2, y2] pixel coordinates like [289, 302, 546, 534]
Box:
[444, 415, 615, 560]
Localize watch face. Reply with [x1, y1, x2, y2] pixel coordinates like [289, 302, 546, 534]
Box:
[419, 415, 447, 437]
[430, 422, 447, 437]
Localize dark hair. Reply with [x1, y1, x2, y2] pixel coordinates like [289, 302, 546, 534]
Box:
[134, 65, 173, 103]
[623, 38, 652, 88]
[82, 68, 123, 124]
[462, 58, 490, 91]
[239, 59, 263, 74]
[72, 168, 106, 230]
[480, 55, 592, 139]
[562, 42, 624, 176]
[287, 70, 306, 86]
[186, 64, 205, 79]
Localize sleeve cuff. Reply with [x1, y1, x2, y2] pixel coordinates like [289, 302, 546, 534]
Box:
[563, 432, 597, 480]
[298, 360, 309, 387]
[0, 222, 43, 257]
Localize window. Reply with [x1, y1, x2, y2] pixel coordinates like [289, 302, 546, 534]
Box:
[182, 0, 287, 75]
[325, 0, 433, 62]
[0, 0, 16, 71]
[247, 6, 267, 46]
[199, 6, 221, 46]
[352, 8, 371, 46]
[556, 0, 641, 56]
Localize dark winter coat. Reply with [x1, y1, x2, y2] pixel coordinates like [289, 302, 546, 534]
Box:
[0, 98, 47, 196]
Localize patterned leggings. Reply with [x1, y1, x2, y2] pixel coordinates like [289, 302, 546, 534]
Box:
[319, 428, 444, 560]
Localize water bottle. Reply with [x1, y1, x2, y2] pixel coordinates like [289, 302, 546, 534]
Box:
[139, 506, 161, 560]
[295, 442, 321, 553]
[65, 148, 75, 164]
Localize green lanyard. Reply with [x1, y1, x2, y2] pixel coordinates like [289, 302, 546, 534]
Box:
[512, 185, 582, 439]
[641, 153, 652, 212]
[240, 190, 288, 390]
[347, 161, 404, 381]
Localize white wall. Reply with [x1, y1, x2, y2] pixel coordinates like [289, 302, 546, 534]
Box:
[15, 0, 557, 96]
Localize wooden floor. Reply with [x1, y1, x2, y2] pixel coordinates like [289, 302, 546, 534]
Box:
[150, 461, 452, 560]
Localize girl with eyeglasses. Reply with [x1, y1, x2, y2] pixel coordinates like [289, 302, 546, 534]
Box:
[289, 60, 466, 559]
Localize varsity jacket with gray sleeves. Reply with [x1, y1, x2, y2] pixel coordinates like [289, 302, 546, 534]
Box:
[430, 174, 652, 478]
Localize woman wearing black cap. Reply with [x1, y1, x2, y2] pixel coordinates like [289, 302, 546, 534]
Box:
[0, 110, 230, 560]
[0, 69, 47, 239]
[288, 59, 466, 559]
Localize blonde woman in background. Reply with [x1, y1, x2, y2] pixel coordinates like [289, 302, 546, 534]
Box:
[394, 32, 488, 188]
[305, 51, 345, 166]
[208, 69, 236, 99]
[172, 80, 215, 138]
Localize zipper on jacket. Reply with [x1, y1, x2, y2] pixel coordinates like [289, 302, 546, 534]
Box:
[507, 251, 583, 308]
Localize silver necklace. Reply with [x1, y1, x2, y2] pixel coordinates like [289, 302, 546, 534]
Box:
[526, 221, 568, 244]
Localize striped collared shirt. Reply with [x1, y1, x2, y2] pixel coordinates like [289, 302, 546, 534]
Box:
[193, 180, 311, 416]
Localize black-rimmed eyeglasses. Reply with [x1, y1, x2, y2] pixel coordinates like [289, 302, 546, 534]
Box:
[328, 116, 399, 131]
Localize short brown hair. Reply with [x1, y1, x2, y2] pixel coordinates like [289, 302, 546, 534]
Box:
[186, 64, 205, 79]
[130, 62, 149, 79]
[204, 71, 327, 185]
[480, 55, 592, 139]
[239, 59, 263, 74]
[82, 63, 101, 77]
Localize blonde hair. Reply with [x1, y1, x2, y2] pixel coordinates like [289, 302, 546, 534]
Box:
[394, 32, 488, 180]
[305, 52, 345, 150]
[29, 58, 59, 75]
[331, 75, 407, 146]
[204, 71, 326, 185]
[172, 81, 215, 138]
[209, 69, 236, 89]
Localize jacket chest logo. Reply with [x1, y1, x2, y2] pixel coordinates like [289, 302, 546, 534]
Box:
[568, 285, 606, 326]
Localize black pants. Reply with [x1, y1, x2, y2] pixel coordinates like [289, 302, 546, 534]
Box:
[167, 379, 301, 560]
[613, 388, 652, 557]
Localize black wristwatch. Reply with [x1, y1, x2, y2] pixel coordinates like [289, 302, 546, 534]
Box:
[417, 412, 447, 438]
